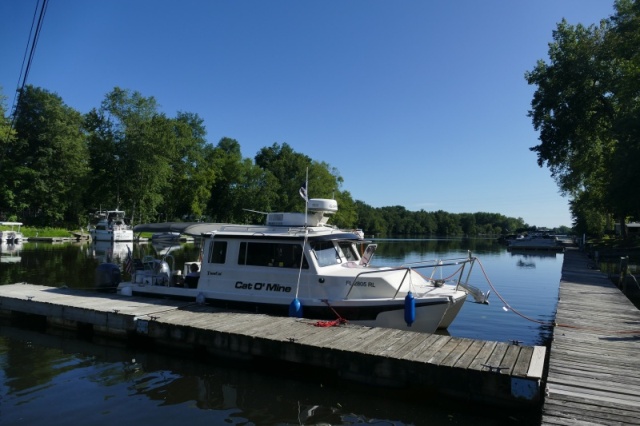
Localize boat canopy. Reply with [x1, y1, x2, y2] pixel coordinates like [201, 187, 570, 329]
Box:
[133, 222, 202, 234]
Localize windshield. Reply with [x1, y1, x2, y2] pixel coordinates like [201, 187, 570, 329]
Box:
[337, 241, 360, 262]
[311, 240, 342, 267]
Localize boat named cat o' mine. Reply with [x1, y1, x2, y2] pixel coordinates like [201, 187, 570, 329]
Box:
[113, 198, 490, 333]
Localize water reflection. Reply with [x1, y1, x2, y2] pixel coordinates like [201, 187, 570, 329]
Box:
[511, 252, 558, 269]
[92, 241, 133, 264]
[371, 238, 503, 264]
[0, 241, 23, 264]
[0, 323, 541, 425]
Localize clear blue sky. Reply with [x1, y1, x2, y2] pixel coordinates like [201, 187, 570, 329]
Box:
[1, 1, 616, 228]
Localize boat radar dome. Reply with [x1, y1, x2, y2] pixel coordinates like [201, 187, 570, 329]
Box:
[266, 199, 338, 227]
[307, 198, 338, 213]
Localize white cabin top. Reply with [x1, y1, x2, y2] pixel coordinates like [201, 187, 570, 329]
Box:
[267, 199, 337, 227]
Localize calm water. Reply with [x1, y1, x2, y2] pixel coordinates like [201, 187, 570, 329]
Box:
[0, 238, 562, 425]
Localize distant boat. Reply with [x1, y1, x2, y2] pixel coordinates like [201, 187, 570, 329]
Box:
[89, 210, 134, 242]
[508, 234, 564, 252]
[0, 222, 24, 244]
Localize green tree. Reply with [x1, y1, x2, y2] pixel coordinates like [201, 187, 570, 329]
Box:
[85, 87, 173, 223]
[434, 210, 462, 236]
[459, 213, 477, 236]
[208, 137, 260, 223]
[526, 0, 640, 235]
[354, 200, 387, 236]
[254, 142, 346, 212]
[526, 17, 613, 225]
[606, 0, 640, 226]
[0, 87, 18, 219]
[4, 85, 88, 225]
[162, 112, 215, 221]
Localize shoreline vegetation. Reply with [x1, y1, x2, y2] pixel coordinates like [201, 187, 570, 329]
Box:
[3, 224, 639, 252]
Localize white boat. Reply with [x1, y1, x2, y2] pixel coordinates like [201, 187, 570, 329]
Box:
[89, 210, 134, 242]
[115, 199, 490, 333]
[0, 222, 24, 244]
[507, 234, 563, 252]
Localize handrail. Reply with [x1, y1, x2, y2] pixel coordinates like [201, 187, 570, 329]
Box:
[344, 255, 478, 300]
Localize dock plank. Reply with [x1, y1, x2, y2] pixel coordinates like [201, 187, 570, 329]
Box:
[512, 345, 534, 376]
[467, 340, 498, 371]
[452, 338, 486, 369]
[439, 337, 475, 367]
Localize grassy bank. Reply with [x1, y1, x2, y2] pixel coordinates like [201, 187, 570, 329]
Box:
[0, 225, 78, 238]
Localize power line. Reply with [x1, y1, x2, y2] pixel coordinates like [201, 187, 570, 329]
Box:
[9, 0, 49, 131]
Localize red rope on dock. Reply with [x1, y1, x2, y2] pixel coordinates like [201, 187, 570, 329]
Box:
[313, 300, 348, 327]
[314, 318, 347, 327]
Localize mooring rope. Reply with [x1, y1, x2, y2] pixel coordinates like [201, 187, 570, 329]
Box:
[313, 299, 347, 327]
[475, 258, 640, 335]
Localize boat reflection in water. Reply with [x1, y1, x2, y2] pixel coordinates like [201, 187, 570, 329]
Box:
[0, 239, 23, 264]
[92, 240, 133, 264]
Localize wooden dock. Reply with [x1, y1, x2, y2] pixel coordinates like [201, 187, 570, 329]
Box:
[0, 283, 545, 408]
[541, 248, 640, 425]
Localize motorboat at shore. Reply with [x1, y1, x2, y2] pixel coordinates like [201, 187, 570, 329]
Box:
[112, 199, 490, 333]
[507, 234, 564, 252]
[89, 209, 134, 242]
[0, 222, 24, 244]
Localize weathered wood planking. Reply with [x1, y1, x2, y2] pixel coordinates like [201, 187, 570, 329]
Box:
[541, 248, 640, 425]
[0, 282, 545, 407]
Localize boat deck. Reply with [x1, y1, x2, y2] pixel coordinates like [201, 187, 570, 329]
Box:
[541, 248, 640, 424]
[0, 283, 545, 408]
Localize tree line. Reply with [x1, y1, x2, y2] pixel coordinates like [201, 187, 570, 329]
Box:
[0, 85, 546, 237]
[526, 0, 640, 237]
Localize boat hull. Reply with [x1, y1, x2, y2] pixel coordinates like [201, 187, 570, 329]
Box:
[90, 229, 134, 242]
[437, 292, 468, 329]
[117, 282, 453, 334]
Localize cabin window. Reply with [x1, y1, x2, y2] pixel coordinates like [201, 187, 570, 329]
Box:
[311, 241, 341, 267]
[209, 240, 227, 264]
[238, 242, 308, 269]
[338, 241, 359, 262]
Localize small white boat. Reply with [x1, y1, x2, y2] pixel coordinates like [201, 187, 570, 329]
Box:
[0, 222, 24, 244]
[89, 210, 134, 242]
[114, 199, 490, 333]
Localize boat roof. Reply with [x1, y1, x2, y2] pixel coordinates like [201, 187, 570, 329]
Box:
[133, 222, 205, 234]
[197, 225, 364, 241]
[133, 221, 365, 242]
[132, 199, 364, 241]
[0, 222, 23, 226]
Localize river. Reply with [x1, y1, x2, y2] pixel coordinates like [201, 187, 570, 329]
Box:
[0, 238, 562, 425]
